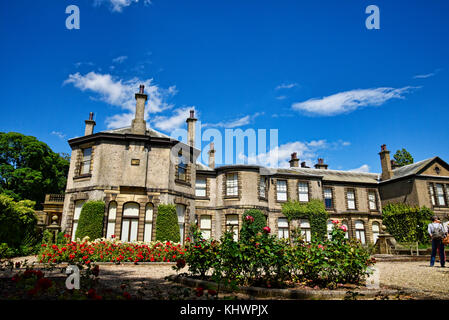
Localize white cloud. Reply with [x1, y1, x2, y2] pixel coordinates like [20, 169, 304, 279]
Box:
[241, 139, 350, 168]
[204, 113, 263, 129]
[64, 71, 176, 129]
[112, 55, 128, 64]
[292, 86, 416, 116]
[349, 164, 370, 173]
[51, 131, 66, 139]
[93, 0, 151, 12]
[151, 107, 195, 132]
[276, 83, 298, 90]
[275, 95, 287, 100]
[413, 69, 441, 79]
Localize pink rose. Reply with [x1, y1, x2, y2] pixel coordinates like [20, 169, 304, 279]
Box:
[263, 226, 271, 233]
[339, 225, 347, 232]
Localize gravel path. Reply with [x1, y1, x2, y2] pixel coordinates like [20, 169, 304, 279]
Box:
[2, 256, 448, 299]
[376, 261, 449, 299]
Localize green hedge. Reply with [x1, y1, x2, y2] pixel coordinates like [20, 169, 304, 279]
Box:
[75, 201, 105, 241]
[382, 203, 433, 243]
[156, 204, 180, 242]
[281, 199, 329, 241]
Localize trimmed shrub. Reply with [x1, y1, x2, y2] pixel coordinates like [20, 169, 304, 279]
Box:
[281, 199, 329, 241]
[155, 204, 180, 242]
[75, 201, 105, 241]
[382, 203, 433, 243]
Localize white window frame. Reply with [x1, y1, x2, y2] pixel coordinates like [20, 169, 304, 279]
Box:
[298, 182, 309, 202]
[121, 203, 139, 242]
[436, 184, 446, 206]
[429, 184, 436, 206]
[72, 200, 85, 241]
[143, 203, 153, 242]
[355, 220, 366, 245]
[347, 190, 356, 210]
[226, 173, 238, 197]
[368, 191, 377, 210]
[176, 204, 186, 244]
[324, 187, 333, 209]
[278, 217, 289, 239]
[372, 222, 380, 244]
[277, 180, 287, 201]
[195, 178, 207, 197]
[200, 215, 212, 240]
[259, 177, 267, 198]
[226, 214, 239, 241]
[106, 201, 117, 239]
[300, 219, 311, 242]
[81, 147, 92, 174]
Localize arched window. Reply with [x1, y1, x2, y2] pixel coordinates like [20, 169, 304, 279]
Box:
[106, 201, 117, 239]
[121, 203, 139, 242]
[327, 220, 334, 240]
[300, 219, 311, 242]
[226, 214, 239, 241]
[372, 222, 380, 244]
[342, 220, 349, 239]
[143, 203, 154, 242]
[72, 200, 86, 241]
[176, 204, 186, 244]
[355, 220, 366, 245]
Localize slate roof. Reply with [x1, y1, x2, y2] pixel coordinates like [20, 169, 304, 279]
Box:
[102, 126, 172, 139]
[388, 157, 437, 181]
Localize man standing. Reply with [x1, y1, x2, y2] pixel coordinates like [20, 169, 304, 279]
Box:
[428, 216, 446, 268]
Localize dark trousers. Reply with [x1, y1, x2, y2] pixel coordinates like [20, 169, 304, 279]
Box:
[430, 239, 445, 267]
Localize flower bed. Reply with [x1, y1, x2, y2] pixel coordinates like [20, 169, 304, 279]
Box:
[175, 218, 375, 290]
[38, 236, 186, 264]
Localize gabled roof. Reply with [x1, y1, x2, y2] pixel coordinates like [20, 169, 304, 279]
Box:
[384, 156, 449, 182]
[102, 126, 172, 139]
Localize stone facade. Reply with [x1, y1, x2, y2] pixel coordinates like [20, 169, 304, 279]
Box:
[60, 86, 449, 245]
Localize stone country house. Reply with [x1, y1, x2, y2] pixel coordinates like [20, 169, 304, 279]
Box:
[54, 85, 449, 245]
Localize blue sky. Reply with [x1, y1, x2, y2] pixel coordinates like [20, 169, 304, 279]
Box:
[1, 0, 448, 172]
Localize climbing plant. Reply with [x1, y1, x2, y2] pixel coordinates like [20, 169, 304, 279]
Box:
[281, 199, 329, 241]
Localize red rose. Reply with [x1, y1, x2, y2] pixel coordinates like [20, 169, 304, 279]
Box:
[263, 226, 271, 233]
[123, 292, 132, 300]
[195, 287, 204, 297]
[208, 289, 217, 296]
[87, 288, 96, 299]
[37, 278, 52, 290]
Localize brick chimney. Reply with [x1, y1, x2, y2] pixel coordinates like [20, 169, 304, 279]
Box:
[379, 144, 393, 180]
[300, 161, 310, 168]
[314, 158, 328, 170]
[289, 152, 299, 167]
[131, 84, 148, 135]
[390, 160, 400, 170]
[208, 142, 215, 169]
[186, 109, 197, 147]
[84, 112, 96, 136]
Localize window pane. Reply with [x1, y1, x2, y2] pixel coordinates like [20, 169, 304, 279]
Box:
[277, 180, 287, 201]
[200, 215, 212, 229]
[298, 182, 309, 202]
[278, 217, 288, 228]
[436, 184, 446, 206]
[106, 222, 115, 239]
[347, 191, 355, 209]
[144, 222, 152, 242]
[259, 178, 266, 198]
[196, 178, 207, 197]
[72, 222, 78, 241]
[121, 220, 130, 241]
[108, 202, 117, 220]
[429, 184, 436, 205]
[145, 204, 153, 222]
[227, 174, 238, 196]
[368, 192, 377, 210]
[372, 222, 380, 244]
[130, 220, 138, 242]
[123, 203, 139, 217]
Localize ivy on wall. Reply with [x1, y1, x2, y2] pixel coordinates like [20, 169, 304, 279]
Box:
[382, 203, 433, 243]
[281, 199, 329, 241]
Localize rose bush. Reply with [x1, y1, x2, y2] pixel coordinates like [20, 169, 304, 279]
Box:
[182, 217, 374, 289]
[38, 236, 186, 264]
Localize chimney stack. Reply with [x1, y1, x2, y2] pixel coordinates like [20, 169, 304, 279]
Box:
[314, 158, 328, 170]
[186, 109, 197, 147]
[379, 144, 393, 180]
[208, 142, 216, 169]
[131, 84, 148, 135]
[84, 112, 96, 136]
[301, 161, 309, 168]
[289, 152, 299, 168]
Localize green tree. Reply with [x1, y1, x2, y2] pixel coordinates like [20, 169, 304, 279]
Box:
[155, 204, 180, 242]
[0, 132, 69, 208]
[0, 194, 37, 250]
[75, 201, 105, 241]
[393, 148, 414, 167]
